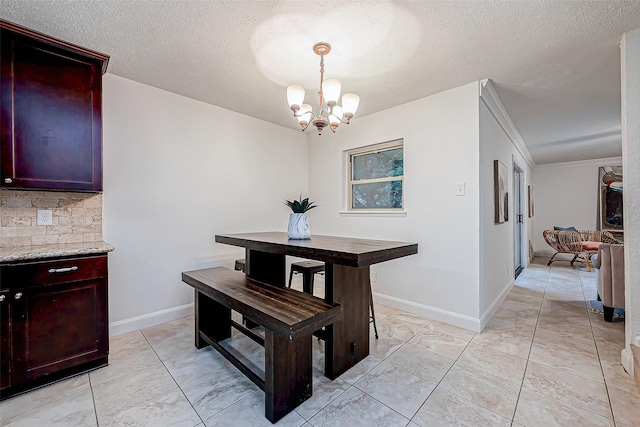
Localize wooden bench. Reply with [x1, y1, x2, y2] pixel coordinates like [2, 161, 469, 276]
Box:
[181, 266, 342, 423]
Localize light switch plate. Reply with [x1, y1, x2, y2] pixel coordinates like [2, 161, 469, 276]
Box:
[455, 182, 465, 196]
[36, 209, 52, 225]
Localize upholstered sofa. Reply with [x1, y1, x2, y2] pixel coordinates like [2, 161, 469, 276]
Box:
[542, 229, 621, 272]
[593, 243, 625, 322]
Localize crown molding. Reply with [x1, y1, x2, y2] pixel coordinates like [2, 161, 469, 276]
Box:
[534, 156, 623, 171]
[479, 79, 536, 170]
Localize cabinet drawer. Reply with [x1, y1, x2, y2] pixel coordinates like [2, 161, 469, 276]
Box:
[1, 255, 107, 288]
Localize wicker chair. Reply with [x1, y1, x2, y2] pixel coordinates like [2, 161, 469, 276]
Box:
[542, 230, 621, 272]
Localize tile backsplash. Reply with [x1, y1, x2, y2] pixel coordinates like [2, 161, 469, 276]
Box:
[0, 190, 103, 247]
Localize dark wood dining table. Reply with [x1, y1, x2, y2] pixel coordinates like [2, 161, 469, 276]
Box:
[215, 231, 418, 379]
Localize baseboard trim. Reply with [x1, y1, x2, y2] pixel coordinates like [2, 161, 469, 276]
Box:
[372, 292, 482, 333]
[109, 303, 194, 337]
[479, 279, 514, 331]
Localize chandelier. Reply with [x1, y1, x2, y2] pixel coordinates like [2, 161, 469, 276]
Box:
[286, 42, 360, 134]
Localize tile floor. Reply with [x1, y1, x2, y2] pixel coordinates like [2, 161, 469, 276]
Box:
[1, 258, 639, 426]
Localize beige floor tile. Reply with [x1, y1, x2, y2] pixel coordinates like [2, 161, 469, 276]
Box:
[181, 362, 259, 420]
[0, 374, 90, 421]
[425, 320, 476, 342]
[204, 390, 306, 427]
[500, 298, 542, 314]
[522, 361, 612, 419]
[337, 355, 383, 384]
[514, 387, 614, 427]
[146, 329, 196, 362]
[374, 303, 399, 318]
[540, 298, 587, 315]
[529, 328, 603, 382]
[470, 323, 533, 359]
[388, 311, 433, 327]
[505, 288, 544, 303]
[492, 306, 539, 327]
[100, 389, 201, 427]
[295, 373, 351, 420]
[603, 365, 640, 408]
[0, 390, 96, 427]
[456, 342, 527, 385]
[368, 333, 405, 359]
[535, 314, 594, 341]
[93, 362, 179, 422]
[308, 386, 409, 427]
[412, 387, 511, 427]
[409, 329, 469, 360]
[375, 314, 428, 342]
[163, 346, 228, 386]
[386, 344, 454, 384]
[141, 317, 193, 344]
[90, 330, 161, 386]
[607, 383, 640, 426]
[438, 363, 520, 419]
[354, 360, 436, 418]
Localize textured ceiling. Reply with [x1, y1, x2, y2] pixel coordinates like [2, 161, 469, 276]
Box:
[2, 1, 640, 165]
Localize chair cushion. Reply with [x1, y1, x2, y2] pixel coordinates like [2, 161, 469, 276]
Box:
[582, 241, 603, 251]
[554, 226, 578, 232]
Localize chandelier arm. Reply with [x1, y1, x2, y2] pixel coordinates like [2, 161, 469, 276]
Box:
[293, 110, 317, 120]
[329, 114, 352, 125]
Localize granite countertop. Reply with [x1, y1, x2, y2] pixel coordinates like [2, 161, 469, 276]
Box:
[0, 241, 115, 263]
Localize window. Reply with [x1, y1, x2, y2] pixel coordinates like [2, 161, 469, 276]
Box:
[347, 139, 404, 211]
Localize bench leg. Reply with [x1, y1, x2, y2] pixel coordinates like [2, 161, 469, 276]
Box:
[194, 290, 231, 349]
[264, 331, 313, 423]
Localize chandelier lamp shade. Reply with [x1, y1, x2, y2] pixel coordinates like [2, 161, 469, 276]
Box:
[286, 42, 360, 134]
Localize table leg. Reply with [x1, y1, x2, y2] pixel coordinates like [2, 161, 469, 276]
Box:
[324, 264, 370, 379]
[246, 249, 286, 286]
[244, 249, 286, 329]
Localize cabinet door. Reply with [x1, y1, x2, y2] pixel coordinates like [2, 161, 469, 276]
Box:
[0, 32, 103, 191]
[11, 279, 108, 383]
[0, 290, 10, 391]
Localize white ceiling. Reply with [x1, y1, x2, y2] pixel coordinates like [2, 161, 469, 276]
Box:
[2, 1, 640, 165]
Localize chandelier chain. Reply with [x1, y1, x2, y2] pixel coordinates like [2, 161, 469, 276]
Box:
[318, 54, 325, 115]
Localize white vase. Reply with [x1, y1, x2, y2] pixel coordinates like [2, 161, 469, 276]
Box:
[288, 213, 311, 239]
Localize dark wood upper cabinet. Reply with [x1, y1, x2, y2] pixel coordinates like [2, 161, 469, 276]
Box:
[0, 20, 109, 192]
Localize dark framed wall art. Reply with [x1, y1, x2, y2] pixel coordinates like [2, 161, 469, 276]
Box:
[494, 160, 508, 224]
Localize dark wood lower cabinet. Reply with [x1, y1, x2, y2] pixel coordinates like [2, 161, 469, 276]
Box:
[0, 254, 109, 399]
[0, 290, 11, 393]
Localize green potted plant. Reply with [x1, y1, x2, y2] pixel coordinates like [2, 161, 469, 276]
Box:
[284, 195, 317, 239]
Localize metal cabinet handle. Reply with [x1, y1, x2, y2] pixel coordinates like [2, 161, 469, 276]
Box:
[0, 295, 5, 302]
[4, 178, 12, 184]
[14, 292, 23, 300]
[48, 266, 78, 273]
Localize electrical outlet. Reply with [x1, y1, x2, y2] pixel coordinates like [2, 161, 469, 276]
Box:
[455, 182, 465, 196]
[36, 209, 52, 225]
[370, 271, 377, 283]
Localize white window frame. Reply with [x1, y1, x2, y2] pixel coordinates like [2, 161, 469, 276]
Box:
[341, 139, 405, 216]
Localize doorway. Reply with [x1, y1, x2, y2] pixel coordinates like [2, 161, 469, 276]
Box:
[513, 163, 525, 278]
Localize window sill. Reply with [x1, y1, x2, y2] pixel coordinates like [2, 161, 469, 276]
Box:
[339, 210, 407, 218]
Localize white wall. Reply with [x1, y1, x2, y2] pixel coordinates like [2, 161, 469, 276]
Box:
[478, 98, 534, 320]
[307, 83, 483, 330]
[102, 74, 308, 335]
[621, 29, 640, 376]
[531, 157, 622, 256]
